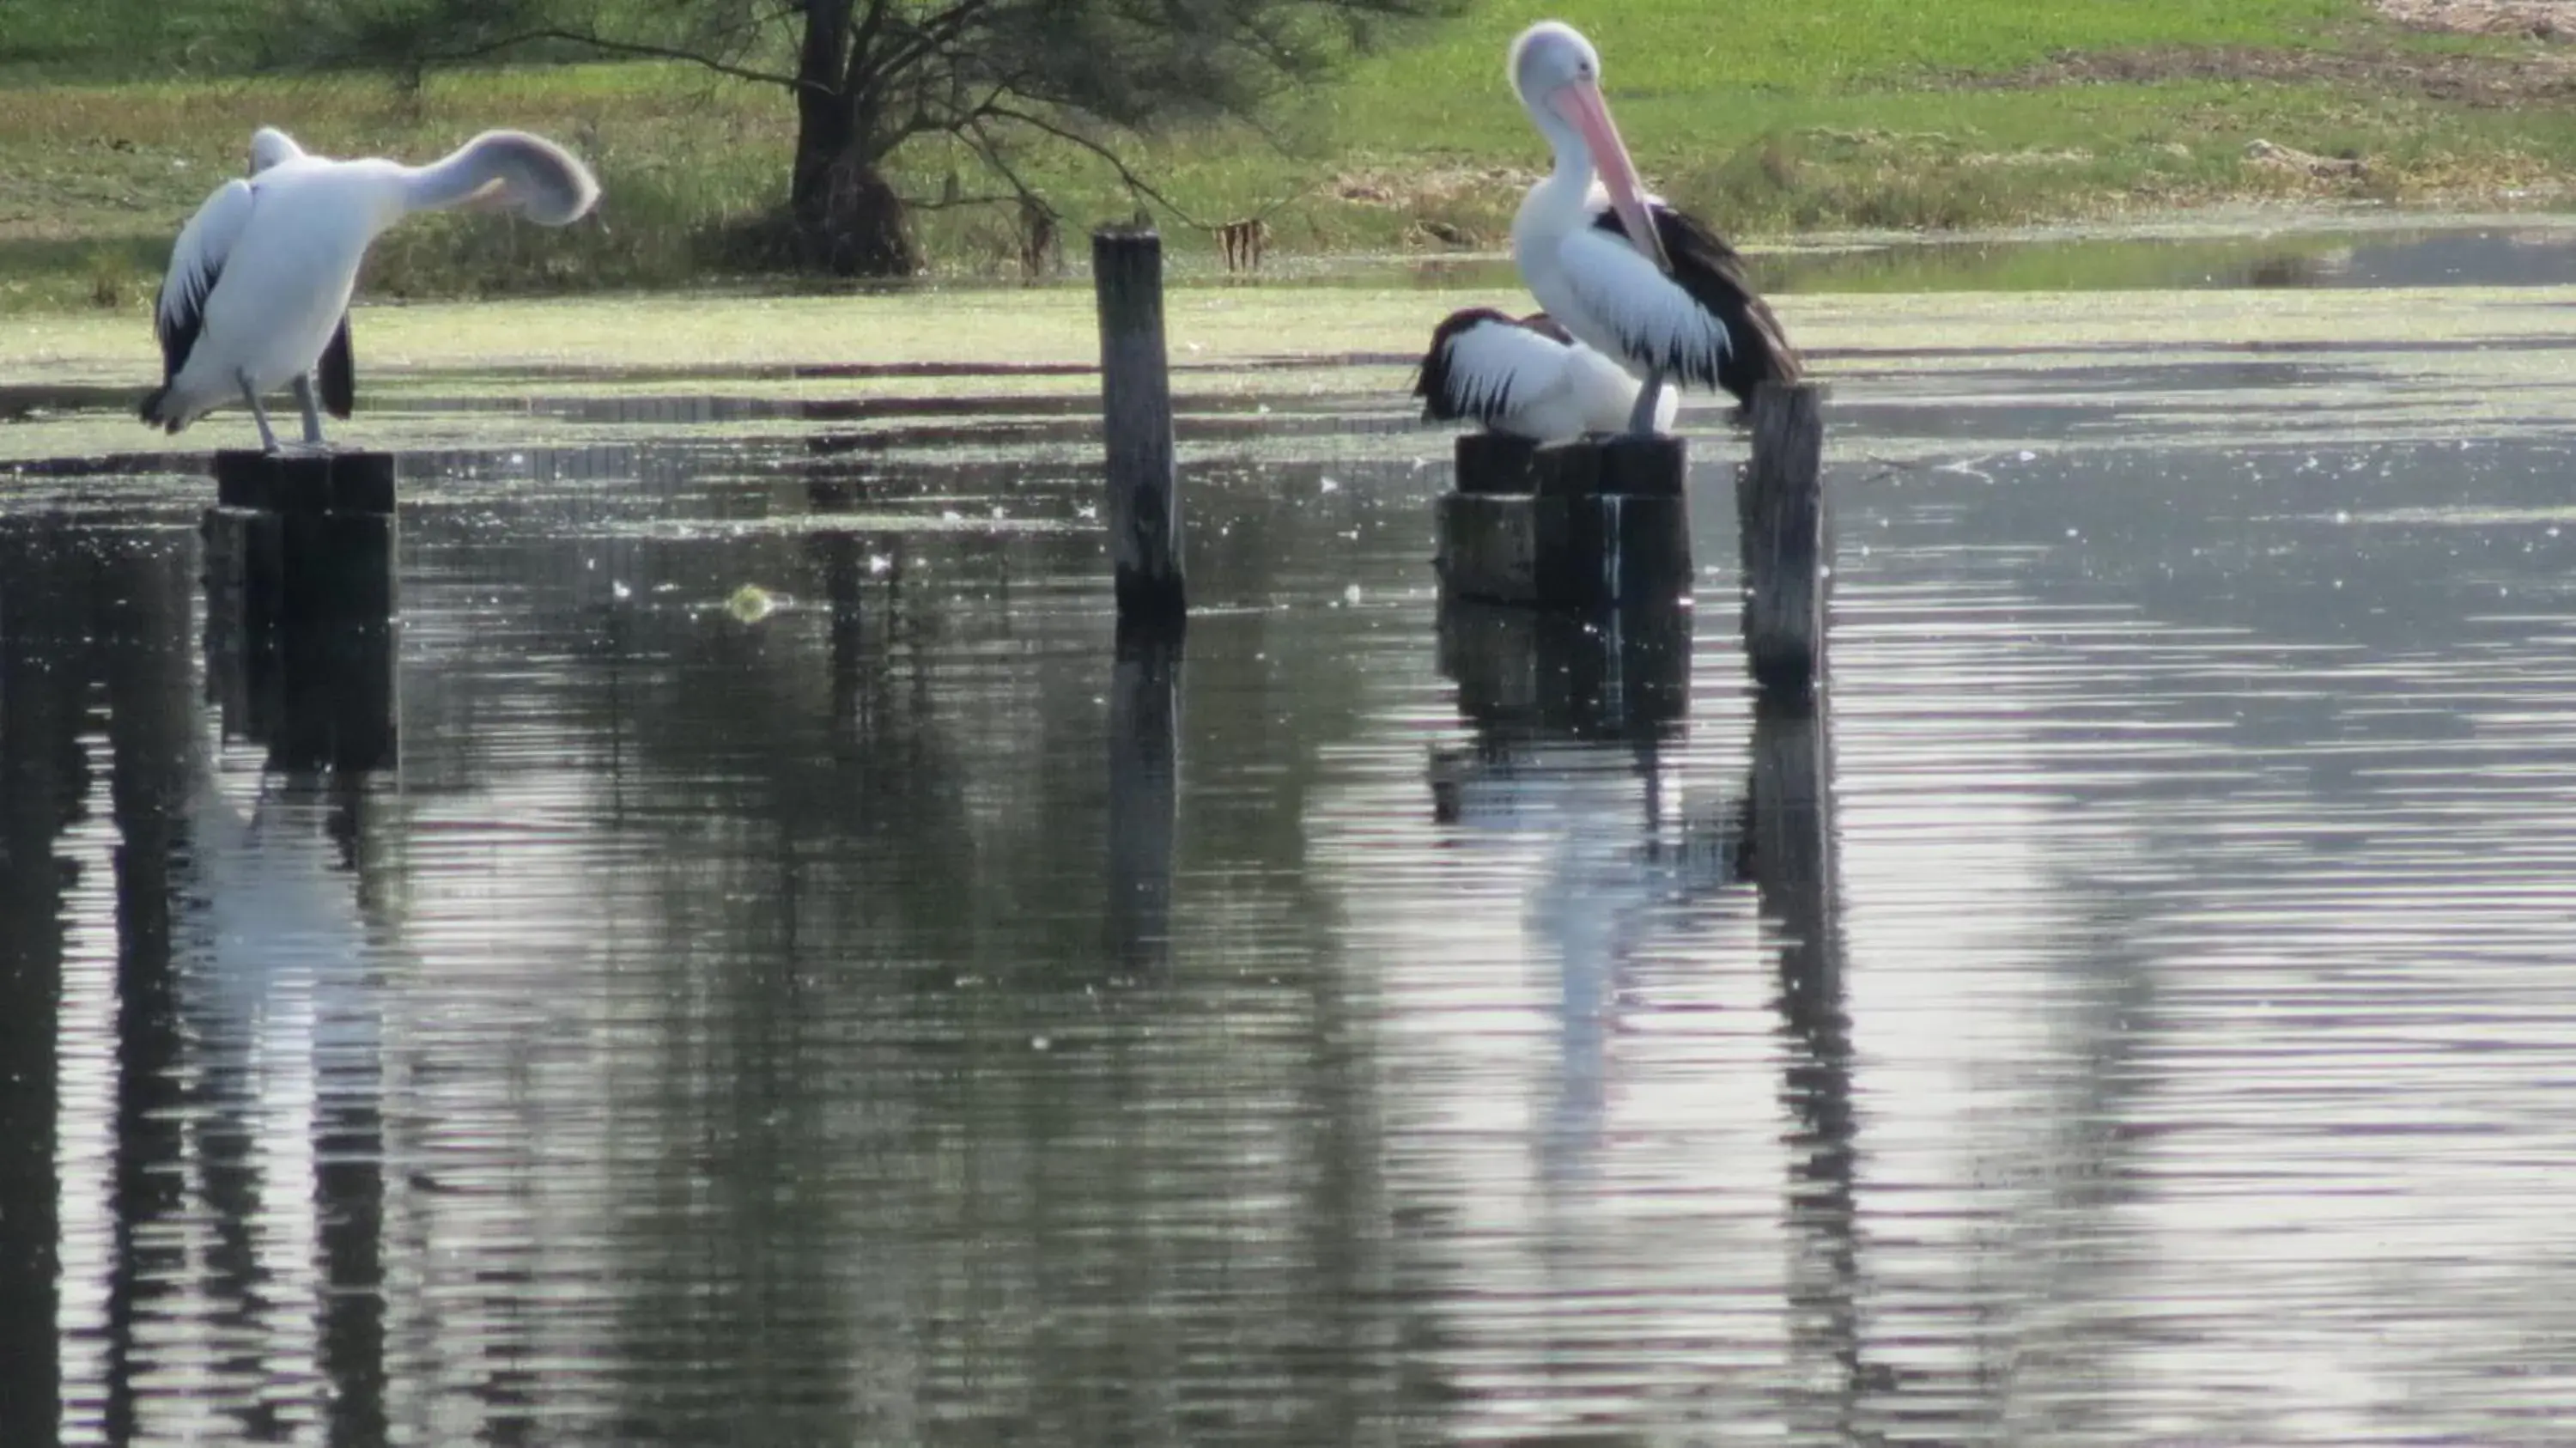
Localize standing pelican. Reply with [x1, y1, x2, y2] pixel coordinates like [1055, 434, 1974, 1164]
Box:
[143, 126, 601, 451]
[1507, 21, 1799, 434]
[1413, 307, 1677, 441]
[246, 130, 355, 443]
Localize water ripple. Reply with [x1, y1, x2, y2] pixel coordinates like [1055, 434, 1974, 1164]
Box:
[6, 399, 2576, 1445]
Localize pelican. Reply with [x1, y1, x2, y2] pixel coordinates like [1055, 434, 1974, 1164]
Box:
[143, 126, 600, 451]
[1507, 21, 1800, 435]
[1413, 307, 1676, 441]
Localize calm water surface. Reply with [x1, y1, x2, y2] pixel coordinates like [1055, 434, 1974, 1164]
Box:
[8, 323, 2576, 1445]
[1365, 220, 2576, 294]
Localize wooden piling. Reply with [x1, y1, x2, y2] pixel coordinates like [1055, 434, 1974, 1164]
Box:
[1452, 433, 1540, 496]
[210, 449, 398, 628]
[1436, 433, 1691, 607]
[1092, 227, 1186, 622]
[214, 447, 395, 514]
[1737, 381, 1830, 695]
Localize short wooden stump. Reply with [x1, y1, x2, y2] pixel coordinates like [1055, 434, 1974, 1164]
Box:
[204, 448, 398, 627]
[1434, 433, 1690, 607]
[206, 446, 399, 626]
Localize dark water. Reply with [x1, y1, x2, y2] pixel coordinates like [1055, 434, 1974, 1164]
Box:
[9, 378, 2576, 1445]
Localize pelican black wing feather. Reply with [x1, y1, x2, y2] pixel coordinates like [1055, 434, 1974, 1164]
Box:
[152, 254, 220, 392]
[319, 313, 355, 419]
[1591, 206, 1801, 408]
[138, 254, 221, 429]
[141, 176, 258, 429]
[1414, 307, 1519, 423]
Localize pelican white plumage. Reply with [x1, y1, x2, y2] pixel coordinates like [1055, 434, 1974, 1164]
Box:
[143, 126, 601, 451]
[1506, 21, 1800, 435]
[1413, 307, 1677, 441]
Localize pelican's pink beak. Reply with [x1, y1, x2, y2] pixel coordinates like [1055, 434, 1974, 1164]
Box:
[1550, 77, 1672, 275]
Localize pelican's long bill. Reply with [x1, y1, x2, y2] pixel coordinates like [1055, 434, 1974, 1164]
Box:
[1547, 78, 1673, 276]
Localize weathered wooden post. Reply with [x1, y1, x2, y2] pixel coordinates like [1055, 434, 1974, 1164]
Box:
[1737, 381, 1830, 695]
[1434, 433, 1691, 607]
[1451, 432, 1541, 496]
[1092, 227, 1186, 622]
[210, 449, 398, 629]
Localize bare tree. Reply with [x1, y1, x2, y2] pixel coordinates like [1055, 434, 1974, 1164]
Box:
[313, 0, 1455, 277]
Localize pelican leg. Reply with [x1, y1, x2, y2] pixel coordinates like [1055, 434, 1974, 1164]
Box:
[291, 372, 326, 447]
[237, 373, 280, 453]
[1625, 368, 1668, 438]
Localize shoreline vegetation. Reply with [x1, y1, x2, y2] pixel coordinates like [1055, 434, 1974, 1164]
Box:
[3, 0, 2573, 315]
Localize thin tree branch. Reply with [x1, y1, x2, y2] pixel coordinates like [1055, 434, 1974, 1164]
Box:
[979, 103, 1219, 228]
[962, 120, 1057, 219]
[978, 102, 1306, 232]
[849, 0, 895, 63]
[857, 0, 993, 95]
[422, 26, 812, 90]
[900, 191, 1035, 211]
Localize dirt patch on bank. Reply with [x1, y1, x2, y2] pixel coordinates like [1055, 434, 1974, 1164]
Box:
[1980, 42, 2576, 107]
[2375, 0, 2576, 41]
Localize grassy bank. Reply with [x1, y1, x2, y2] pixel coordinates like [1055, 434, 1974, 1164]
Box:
[3, 0, 2574, 313]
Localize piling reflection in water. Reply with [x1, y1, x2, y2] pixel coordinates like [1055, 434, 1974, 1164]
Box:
[1108, 618, 1182, 976]
[203, 605, 398, 775]
[0, 519, 192, 1445]
[1435, 595, 1690, 745]
[1, 516, 85, 1445]
[0, 515, 398, 1447]
[1747, 693, 1862, 1439]
[1407, 593, 1859, 1435]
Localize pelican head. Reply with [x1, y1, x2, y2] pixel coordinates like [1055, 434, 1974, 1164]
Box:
[1508, 21, 1600, 113]
[1508, 21, 1665, 271]
[445, 131, 601, 225]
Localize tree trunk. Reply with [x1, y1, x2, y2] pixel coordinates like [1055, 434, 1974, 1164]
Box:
[790, 138, 917, 277]
[789, 0, 918, 277]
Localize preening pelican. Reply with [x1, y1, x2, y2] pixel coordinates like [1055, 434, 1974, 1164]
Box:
[247, 130, 355, 441]
[1414, 307, 1677, 441]
[143, 126, 600, 451]
[1507, 21, 1800, 434]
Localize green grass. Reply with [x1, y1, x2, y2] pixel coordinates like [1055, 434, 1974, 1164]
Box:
[2, 0, 2573, 314]
[0, 0, 273, 77]
[1311, 0, 2349, 133]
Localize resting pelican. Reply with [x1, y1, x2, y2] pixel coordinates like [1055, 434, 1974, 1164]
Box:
[1413, 307, 1676, 441]
[1507, 21, 1800, 434]
[143, 126, 600, 451]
